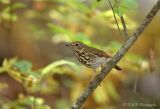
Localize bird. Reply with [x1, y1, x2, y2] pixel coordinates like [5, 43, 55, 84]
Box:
[65, 41, 121, 80]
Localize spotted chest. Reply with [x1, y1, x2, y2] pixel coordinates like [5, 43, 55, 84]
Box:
[75, 51, 108, 69]
[75, 52, 92, 67]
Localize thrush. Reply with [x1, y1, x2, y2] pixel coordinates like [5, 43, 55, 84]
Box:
[66, 41, 121, 79]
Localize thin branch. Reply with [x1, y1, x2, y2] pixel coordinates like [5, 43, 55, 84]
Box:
[111, 0, 128, 40]
[149, 46, 157, 72]
[108, 0, 122, 38]
[113, 0, 121, 8]
[120, 16, 128, 40]
[71, 0, 160, 109]
[32, 96, 36, 109]
[133, 75, 138, 93]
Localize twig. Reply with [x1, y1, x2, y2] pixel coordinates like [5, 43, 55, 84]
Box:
[149, 46, 156, 72]
[113, 0, 121, 8]
[120, 16, 128, 40]
[32, 96, 36, 109]
[110, 0, 128, 40]
[71, 0, 160, 109]
[133, 75, 138, 93]
[108, 0, 122, 38]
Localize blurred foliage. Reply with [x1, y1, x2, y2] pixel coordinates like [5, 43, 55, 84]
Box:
[96, 0, 138, 17]
[41, 60, 80, 75]
[55, 99, 70, 109]
[0, 0, 158, 109]
[0, 0, 26, 22]
[26, 0, 138, 40]
[0, 82, 8, 90]
[2, 58, 39, 90]
[1, 95, 51, 109]
[0, 58, 80, 108]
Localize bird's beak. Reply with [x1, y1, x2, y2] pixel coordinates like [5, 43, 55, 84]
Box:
[65, 43, 71, 47]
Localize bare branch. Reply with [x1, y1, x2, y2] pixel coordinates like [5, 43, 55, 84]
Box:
[108, 0, 123, 38]
[71, 0, 160, 109]
[120, 16, 128, 40]
[133, 75, 138, 93]
[149, 46, 157, 72]
[113, 0, 121, 8]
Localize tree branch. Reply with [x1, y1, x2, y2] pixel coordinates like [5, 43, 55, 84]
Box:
[108, 0, 123, 38]
[120, 16, 128, 40]
[71, 0, 160, 109]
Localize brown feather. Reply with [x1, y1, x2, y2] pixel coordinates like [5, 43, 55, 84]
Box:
[68, 41, 122, 71]
[84, 45, 111, 58]
[84, 45, 122, 70]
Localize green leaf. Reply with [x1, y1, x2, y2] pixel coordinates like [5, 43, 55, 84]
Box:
[2, 58, 39, 88]
[41, 60, 80, 75]
[113, 0, 138, 16]
[13, 59, 39, 78]
[2, 58, 17, 69]
[114, 6, 126, 17]
[13, 60, 33, 74]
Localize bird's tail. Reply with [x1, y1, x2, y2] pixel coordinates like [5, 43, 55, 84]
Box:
[114, 65, 122, 70]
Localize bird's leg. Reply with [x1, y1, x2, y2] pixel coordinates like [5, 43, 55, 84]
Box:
[89, 69, 101, 86]
[101, 58, 111, 70]
[90, 69, 97, 82]
[101, 63, 106, 70]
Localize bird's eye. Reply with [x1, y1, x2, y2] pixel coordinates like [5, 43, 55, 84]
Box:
[75, 43, 79, 46]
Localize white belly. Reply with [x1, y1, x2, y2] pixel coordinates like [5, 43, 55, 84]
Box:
[89, 57, 108, 69]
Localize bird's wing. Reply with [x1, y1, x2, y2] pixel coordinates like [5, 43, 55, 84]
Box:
[86, 46, 111, 58]
[94, 49, 111, 58]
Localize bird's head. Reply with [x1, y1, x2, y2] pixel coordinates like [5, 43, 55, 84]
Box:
[65, 41, 85, 52]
